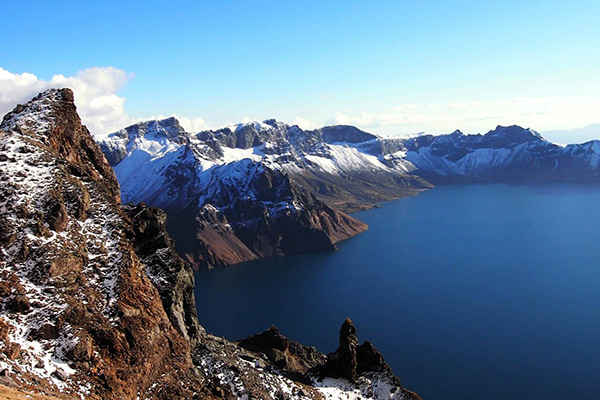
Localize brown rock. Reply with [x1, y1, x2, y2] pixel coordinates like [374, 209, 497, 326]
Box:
[48, 254, 82, 277]
[31, 323, 60, 340]
[0, 318, 9, 342]
[4, 342, 21, 360]
[66, 336, 93, 362]
[48, 202, 69, 232]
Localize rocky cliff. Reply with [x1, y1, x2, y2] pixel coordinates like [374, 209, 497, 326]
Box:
[100, 119, 370, 269]
[0, 89, 207, 399]
[0, 89, 420, 399]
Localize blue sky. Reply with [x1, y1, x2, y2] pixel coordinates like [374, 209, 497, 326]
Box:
[1, 0, 599, 139]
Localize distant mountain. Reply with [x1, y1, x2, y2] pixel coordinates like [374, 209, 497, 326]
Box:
[100, 119, 600, 268]
[542, 123, 600, 144]
[403, 125, 600, 183]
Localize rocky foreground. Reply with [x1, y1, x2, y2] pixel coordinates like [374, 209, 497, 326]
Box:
[0, 89, 421, 399]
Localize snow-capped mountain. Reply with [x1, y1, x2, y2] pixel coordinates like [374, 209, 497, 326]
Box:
[0, 88, 422, 400]
[403, 125, 600, 182]
[100, 119, 374, 269]
[101, 118, 600, 268]
[100, 118, 431, 213]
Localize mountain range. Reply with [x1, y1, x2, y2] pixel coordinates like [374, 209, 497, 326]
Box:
[99, 116, 600, 269]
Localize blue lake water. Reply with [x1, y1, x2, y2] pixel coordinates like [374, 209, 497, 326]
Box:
[194, 184, 600, 400]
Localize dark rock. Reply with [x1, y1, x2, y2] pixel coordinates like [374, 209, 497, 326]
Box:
[320, 318, 401, 386]
[357, 340, 389, 374]
[53, 368, 69, 382]
[321, 318, 359, 382]
[47, 202, 69, 232]
[31, 323, 60, 340]
[7, 294, 30, 313]
[238, 325, 326, 383]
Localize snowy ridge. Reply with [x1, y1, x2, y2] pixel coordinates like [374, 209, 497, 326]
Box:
[99, 118, 417, 213]
[102, 119, 600, 214]
[0, 98, 128, 392]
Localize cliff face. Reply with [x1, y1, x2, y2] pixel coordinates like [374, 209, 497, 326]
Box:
[170, 159, 368, 269]
[99, 119, 369, 269]
[0, 89, 421, 399]
[0, 89, 207, 399]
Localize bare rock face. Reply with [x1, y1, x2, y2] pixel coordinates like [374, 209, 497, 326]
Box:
[0, 89, 210, 399]
[168, 160, 368, 269]
[124, 202, 204, 347]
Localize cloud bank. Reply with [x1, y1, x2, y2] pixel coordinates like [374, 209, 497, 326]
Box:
[328, 96, 599, 136]
[0, 67, 136, 136]
[0, 66, 213, 136]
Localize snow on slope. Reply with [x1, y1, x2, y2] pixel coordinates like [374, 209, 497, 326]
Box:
[100, 119, 600, 214]
[0, 89, 130, 391]
[100, 119, 416, 206]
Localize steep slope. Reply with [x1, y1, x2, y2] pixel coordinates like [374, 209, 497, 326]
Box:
[100, 120, 371, 269]
[403, 125, 600, 183]
[0, 89, 207, 399]
[1, 89, 423, 400]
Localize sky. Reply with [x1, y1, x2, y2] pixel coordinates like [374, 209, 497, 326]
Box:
[1, 0, 599, 141]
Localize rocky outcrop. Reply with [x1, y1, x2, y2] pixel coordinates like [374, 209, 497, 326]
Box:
[0, 89, 210, 399]
[320, 319, 401, 384]
[236, 320, 423, 400]
[238, 325, 327, 383]
[123, 202, 204, 347]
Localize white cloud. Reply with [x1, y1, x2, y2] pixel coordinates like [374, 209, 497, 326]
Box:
[292, 116, 316, 130]
[327, 111, 451, 128]
[391, 104, 420, 111]
[0, 66, 214, 137]
[171, 115, 209, 132]
[492, 97, 559, 106]
[0, 66, 135, 136]
[327, 96, 586, 135]
[445, 101, 485, 109]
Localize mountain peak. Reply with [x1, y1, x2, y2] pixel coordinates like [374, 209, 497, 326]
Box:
[486, 125, 544, 143]
[112, 116, 187, 142]
[320, 125, 377, 143]
[1, 88, 76, 139]
[1, 87, 120, 201]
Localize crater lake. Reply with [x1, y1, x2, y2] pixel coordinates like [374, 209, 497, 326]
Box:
[195, 184, 600, 400]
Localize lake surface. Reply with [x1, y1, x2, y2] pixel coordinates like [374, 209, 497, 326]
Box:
[195, 184, 600, 400]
